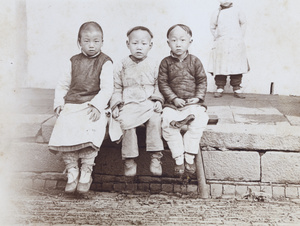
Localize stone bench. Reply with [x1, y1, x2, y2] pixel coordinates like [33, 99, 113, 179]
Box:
[36, 114, 218, 197]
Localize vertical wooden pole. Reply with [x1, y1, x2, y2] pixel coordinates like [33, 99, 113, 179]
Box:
[195, 146, 209, 198]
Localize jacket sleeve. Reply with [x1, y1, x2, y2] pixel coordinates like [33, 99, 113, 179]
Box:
[109, 61, 124, 110]
[158, 59, 177, 103]
[150, 62, 164, 104]
[89, 61, 114, 113]
[194, 58, 207, 102]
[210, 10, 219, 40]
[53, 60, 71, 111]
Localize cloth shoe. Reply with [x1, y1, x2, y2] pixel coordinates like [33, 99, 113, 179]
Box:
[170, 114, 195, 129]
[124, 159, 137, 176]
[65, 166, 79, 193]
[214, 88, 224, 98]
[150, 158, 162, 176]
[185, 161, 196, 175]
[174, 164, 185, 177]
[77, 167, 93, 194]
[234, 90, 245, 99]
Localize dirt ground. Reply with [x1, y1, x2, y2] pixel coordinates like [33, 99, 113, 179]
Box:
[1, 188, 300, 225]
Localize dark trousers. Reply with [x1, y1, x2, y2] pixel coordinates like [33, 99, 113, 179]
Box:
[215, 74, 243, 91]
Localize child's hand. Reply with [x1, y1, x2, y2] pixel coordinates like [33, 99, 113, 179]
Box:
[55, 106, 63, 117]
[186, 98, 200, 104]
[153, 101, 162, 113]
[112, 107, 119, 118]
[87, 106, 101, 122]
[173, 98, 186, 108]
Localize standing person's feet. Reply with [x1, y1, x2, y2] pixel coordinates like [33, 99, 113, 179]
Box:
[214, 88, 224, 98]
[234, 90, 245, 99]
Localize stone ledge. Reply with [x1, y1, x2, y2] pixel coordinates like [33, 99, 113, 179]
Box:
[9, 142, 65, 172]
[37, 116, 300, 152]
[202, 124, 300, 151]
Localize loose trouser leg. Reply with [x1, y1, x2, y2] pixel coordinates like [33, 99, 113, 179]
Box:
[62, 151, 79, 170]
[79, 147, 98, 171]
[162, 112, 184, 159]
[230, 74, 243, 91]
[215, 75, 227, 89]
[183, 107, 209, 155]
[122, 128, 139, 159]
[145, 112, 164, 152]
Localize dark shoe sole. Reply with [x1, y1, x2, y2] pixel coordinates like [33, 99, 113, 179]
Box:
[234, 93, 246, 99]
[214, 92, 223, 98]
[170, 114, 195, 129]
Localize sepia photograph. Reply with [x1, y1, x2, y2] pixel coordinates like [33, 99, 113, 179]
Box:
[1, 0, 300, 224]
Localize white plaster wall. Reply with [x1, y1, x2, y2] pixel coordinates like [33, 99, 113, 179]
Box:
[20, 0, 300, 95]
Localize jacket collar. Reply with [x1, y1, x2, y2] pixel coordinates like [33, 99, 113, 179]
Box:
[81, 50, 101, 58]
[170, 51, 189, 62]
[129, 55, 147, 64]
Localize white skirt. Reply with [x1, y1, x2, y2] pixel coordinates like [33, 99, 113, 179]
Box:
[208, 37, 250, 75]
[48, 103, 108, 152]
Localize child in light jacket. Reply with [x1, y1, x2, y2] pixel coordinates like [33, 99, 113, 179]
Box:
[110, 26, 164, 177]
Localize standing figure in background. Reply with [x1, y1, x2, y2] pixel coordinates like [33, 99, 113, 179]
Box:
[48, 21, 113, 194]
[110, 26, 164, 177]
[208, 0, 250, 98]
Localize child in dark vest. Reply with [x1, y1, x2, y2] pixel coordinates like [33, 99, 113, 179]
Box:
[110, 26, 164, 177]
[158, 24, 208, 177]
[48, 22, 113, 193]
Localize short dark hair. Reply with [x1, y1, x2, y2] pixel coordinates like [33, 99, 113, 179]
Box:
[78, 21, 103, 43]
[127, 26, 153, 39]
[167, 24, 192, 38]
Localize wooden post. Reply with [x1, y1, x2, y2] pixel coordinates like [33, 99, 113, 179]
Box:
[195, 146, 209, 198]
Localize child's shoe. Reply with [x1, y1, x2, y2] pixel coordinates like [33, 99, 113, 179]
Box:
[65, 166, 79, 193]
[174, 155, 184, 176]
[124, 159, 137, 176]
[77, 166, 93, 194]
[174, 164, 185, 177]
[150, 152, 163, 176]
[170, 114, 195, 129]
[185, 153, 196, 175]
[214, 88, 224, 98]
[234, 89, 245, 99]
[185, 162, 196, 175]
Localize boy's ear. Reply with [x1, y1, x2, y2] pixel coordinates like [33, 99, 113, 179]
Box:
[189, 39, 193, 44]
[126, 40, 130, 48]
[150, 42, 153, 48]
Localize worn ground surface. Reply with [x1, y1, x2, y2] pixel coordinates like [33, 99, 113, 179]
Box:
[1, 188, 300, 225]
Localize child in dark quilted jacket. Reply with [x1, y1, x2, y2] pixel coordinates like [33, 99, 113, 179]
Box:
[158, 24, 208, 177]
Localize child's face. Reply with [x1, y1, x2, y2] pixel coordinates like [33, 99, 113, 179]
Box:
[126, 30, 153, 59]
[167, 26, 192, 59]
[79, 29, 103, 56]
